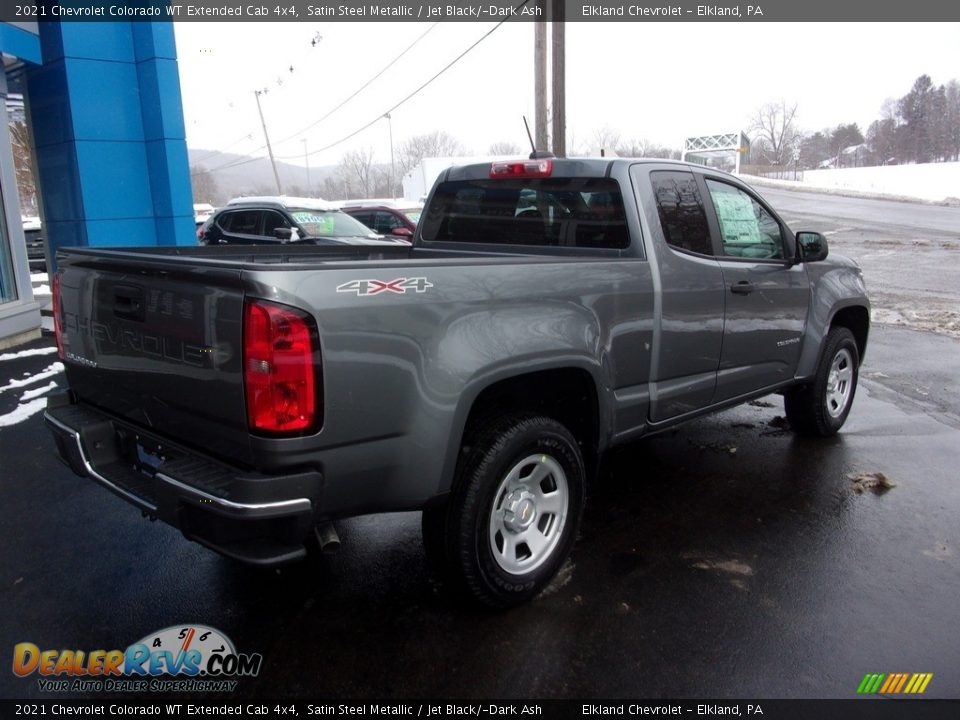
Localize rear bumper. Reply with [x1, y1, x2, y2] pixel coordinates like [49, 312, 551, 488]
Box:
[45, 395, 322, 566]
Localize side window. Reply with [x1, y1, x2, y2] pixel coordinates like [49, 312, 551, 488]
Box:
[262, 210, 289, 236]
[351, 212, 375, 231]
[376, 211, 403, 233]
[222, 210, 261, 235]
[650, 171, 712, 256]
[704, 179, 784, 260]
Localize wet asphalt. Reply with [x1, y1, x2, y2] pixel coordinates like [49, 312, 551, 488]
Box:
[1, 325, 959, 701]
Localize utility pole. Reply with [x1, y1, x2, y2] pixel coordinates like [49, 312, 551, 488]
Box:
[550, 0, 566, 157]
[302, 139, 310, 195]
[254, 89, 283, 195]
[384, 112, 395, 199]
[534, 19, 548, 152]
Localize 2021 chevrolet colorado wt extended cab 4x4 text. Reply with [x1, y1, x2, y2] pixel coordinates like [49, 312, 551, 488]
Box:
[45, 158, 869, 607]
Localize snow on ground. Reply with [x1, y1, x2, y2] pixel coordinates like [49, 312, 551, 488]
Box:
[0, 347, 58, 362]
[0, 397, 49, 428]
[742, 161, 960, 205]
[0, 362, 64, 395]
[20, 381, 58, 402]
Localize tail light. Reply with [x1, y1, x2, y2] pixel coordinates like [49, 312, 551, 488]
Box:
[243, 299, 320, 434]
[52, 272, 65, 359]
[489, 159, 553, 178]
[196, 225, 206, 243]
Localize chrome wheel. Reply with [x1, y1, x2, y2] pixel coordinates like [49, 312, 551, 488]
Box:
[488, 454, 569, 576]
[825, 347, 854, 418]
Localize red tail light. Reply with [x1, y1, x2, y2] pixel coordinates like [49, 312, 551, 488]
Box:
[197, 225, 205, 243]
[52, 272, 65, 359]
[243, 299, 320, 434]
[489, 159, 553, 178]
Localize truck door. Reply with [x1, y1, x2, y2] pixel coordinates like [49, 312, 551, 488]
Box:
[635, 167, 725, 422]
[699, 175, 810, 401]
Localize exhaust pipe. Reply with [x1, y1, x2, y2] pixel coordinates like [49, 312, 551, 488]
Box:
[314, 522, 341, 554]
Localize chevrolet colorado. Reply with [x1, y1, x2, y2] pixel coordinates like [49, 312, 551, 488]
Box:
[45, 158, 869, 607]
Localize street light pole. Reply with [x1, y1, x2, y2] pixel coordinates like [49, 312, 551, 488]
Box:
[384, 112, 395, 199]
[302, 139, 310, 195]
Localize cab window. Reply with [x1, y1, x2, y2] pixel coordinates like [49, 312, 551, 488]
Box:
[650, 171, 712, 256]
[704, 179, 785, 260]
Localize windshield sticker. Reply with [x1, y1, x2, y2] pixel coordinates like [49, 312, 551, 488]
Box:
[712, 193, 761, 244]
[292, 212, 335, 233]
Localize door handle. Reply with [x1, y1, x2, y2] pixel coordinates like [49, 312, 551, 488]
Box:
[730, 281, 755, 295]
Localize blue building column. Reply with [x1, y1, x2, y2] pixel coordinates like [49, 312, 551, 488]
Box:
[26, 21, 194, 261]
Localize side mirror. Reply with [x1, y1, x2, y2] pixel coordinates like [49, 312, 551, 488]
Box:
[274, 227, 293, 242]
[796, 231, 828, 262]
[390, 226, 413, 237]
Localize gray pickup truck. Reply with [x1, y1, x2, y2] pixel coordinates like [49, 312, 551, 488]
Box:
[45, 158, 869, 607]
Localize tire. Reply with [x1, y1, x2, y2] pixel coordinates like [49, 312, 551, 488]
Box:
[785, 327, 860, 437]
[423, 413, 585, 608]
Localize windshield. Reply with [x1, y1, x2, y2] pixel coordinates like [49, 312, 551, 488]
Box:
[290, 209, 377, 238]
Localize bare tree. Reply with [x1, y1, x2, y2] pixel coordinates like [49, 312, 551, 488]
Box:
[339, 147, 377, 199]
[488, 141, 522, 155]
[591, 126, 621, 155]
[189, 165, 220, 205]
[9, 121, 37, 213]
[946, 80, 960, 161]
[749, 100, 800, 165]
[397, 130, 465, 175]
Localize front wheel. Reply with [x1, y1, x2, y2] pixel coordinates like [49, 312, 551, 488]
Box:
[424, 413, 585, 608]
[785, 327, 860, 437]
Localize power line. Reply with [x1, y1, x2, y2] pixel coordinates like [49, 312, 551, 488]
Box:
[202, 23, 439, 175]
[190, 133, 255, 170]
[187, 31, 323, 170]
[271, 22, 440, 152]
[208, 3, 528, 175]
[298, 3, 529, 160]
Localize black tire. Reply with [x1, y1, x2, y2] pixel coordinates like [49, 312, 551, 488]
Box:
[785, 327, 860, 437]
[423, 413, 585, 608]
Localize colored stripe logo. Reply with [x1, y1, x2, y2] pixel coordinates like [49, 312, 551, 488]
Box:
[857, 673, 933, 694]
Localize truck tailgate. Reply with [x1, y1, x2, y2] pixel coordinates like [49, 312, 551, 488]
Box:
[58, 256, 254, 466]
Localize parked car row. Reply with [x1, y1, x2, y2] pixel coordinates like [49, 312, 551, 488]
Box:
[196, 197, 424, 247]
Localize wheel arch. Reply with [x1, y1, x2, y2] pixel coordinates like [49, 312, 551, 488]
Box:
[829, 304, 870, 366]
[436, 366, 605, 500]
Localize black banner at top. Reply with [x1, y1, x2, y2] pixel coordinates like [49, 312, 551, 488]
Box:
[3, 0, 960, 23]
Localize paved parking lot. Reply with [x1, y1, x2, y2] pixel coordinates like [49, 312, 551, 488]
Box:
[2, 325, 958, 700]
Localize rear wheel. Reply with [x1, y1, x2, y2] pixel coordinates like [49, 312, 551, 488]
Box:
[785, 327, 859, 437]
[423, 413, 585, 608]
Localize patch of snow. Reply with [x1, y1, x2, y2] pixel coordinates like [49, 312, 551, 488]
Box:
[0, 398, 48, 428]
[0, 362, 64, 395]
[40, 316, 54, 332]
[30, 273, 48, 283]
[742, 161, 960, 204]
[33, 284, 50, 296]
[0, 347, 58, 362]
[20, 381, 58, 402]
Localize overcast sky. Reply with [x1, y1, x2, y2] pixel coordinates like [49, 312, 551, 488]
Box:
[174, 21, 960, 170]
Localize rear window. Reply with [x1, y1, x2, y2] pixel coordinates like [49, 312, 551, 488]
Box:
[420, 178, 629, 249]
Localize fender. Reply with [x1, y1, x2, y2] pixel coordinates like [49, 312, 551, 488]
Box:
[795, 258, 870, 380]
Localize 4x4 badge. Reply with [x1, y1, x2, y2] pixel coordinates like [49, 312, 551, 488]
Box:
[336, 277, 434, 297]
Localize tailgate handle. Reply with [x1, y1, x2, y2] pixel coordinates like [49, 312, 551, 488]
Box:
[114, 286, 145, 322]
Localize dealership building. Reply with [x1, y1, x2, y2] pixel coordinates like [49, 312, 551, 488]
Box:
[0, 20, 194, 348]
